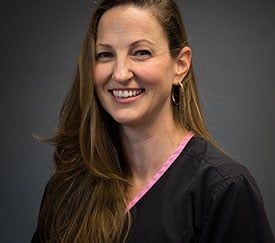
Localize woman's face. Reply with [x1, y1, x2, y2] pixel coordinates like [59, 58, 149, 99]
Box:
[94, 5, 186, 127]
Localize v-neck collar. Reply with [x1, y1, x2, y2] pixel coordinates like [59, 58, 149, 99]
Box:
[125, 132, 194, 212]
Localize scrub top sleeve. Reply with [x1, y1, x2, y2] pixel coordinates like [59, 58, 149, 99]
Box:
[199, 176, 274, 243]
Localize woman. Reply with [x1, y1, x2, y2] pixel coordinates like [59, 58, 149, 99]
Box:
[31, 0, 274, 242]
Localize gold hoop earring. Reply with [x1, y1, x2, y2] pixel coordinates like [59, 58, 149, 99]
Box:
[172, 81, 184, 106]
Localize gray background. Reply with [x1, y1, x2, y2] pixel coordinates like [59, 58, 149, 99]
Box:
[1, 0, 274, 242]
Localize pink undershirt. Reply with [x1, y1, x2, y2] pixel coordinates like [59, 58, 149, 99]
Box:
[125, 132, 194, 212]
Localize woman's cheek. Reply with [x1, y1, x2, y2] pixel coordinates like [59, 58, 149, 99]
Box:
[94, 65, 110, 86]
[136, 63, 162, 83]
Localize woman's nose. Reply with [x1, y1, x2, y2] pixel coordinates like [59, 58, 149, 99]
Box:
[112, 57, 134, 83]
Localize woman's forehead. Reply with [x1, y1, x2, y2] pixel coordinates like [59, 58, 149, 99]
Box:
[96, 5, 166, 44]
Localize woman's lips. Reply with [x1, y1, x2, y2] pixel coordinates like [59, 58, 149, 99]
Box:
[110, 89, 144, 98]
[108, 89, 145, 104]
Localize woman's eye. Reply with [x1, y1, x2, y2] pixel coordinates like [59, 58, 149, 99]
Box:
[96, 52, 113, 60]
[134, 50, 152, 57]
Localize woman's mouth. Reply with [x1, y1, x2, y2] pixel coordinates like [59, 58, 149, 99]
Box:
[110, 89, 145, 99]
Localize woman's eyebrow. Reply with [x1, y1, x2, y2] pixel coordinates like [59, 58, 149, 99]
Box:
[96, 43, 112, 48]
[129, 39, 155, 47]
[96, 39, 155, 48]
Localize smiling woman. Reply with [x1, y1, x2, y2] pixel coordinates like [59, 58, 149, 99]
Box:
[31, 0, 274, 243]
[94, 5, 191, 127]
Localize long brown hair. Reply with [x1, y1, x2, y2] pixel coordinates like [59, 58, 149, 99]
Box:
[35, 0, 217, 242]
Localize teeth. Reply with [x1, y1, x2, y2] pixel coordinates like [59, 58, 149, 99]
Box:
[112, 89, 143, 98]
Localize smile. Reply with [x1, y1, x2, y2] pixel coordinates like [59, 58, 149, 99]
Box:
[110, 89, 145, 99]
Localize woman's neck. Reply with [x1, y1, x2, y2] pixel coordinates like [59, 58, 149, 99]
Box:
[119, 116, 187, 186]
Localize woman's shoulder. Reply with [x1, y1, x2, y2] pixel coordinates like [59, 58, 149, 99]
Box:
[179, 136, 274, 242]
[181, 136, 257, 190]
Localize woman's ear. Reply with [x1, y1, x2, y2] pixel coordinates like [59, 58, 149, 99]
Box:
[173, 46, 192, 85]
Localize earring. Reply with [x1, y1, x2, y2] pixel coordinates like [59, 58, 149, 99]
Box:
[172, 81, 184, 106]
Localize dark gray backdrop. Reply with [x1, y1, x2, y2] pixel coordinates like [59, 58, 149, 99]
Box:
[1, 0, 274, 242]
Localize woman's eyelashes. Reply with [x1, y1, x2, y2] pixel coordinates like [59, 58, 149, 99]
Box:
[96, 51, 113, 61]
[96, 49, 152, 61]
[133, 50, 152, 58]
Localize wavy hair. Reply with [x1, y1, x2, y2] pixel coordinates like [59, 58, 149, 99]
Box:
[35, 0, 216, 242]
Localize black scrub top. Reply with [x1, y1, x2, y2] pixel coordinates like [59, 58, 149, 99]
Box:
[31, 136, 274, 243]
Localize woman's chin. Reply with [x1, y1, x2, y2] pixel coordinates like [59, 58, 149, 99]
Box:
[110, 113, 144, 128]
[113, 117, 139, 127]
